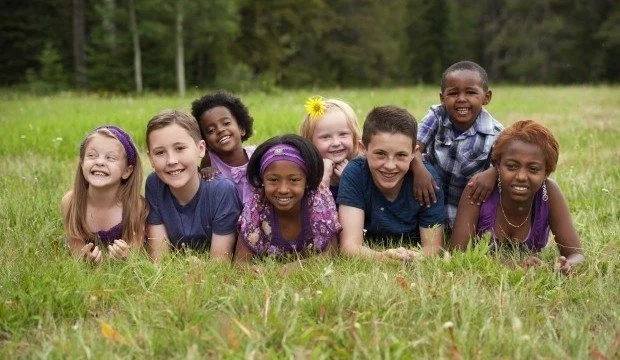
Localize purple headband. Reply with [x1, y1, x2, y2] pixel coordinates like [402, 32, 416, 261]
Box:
[259, 144, 307, 177]
[96, 125, 138, 166]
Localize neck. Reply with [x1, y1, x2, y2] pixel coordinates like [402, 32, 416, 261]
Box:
[275, 203, 301, 222]
[215, 147, 248, 167]
[499, 193, 533, 216]
[87, 184, 120, 208]
[171, 172, 200, 206]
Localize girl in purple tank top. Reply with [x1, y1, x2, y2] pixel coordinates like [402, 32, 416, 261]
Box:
[61, 126, 147, 265]
[450, 120, 584, 275]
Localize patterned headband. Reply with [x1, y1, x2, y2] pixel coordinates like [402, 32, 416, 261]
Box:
[259, 144, 307, 177]
[96, 125, 138, 166]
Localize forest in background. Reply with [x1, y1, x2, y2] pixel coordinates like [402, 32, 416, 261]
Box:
[1, 0, 618, 93]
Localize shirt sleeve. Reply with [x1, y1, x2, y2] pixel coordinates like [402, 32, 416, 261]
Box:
[417, 106, 441, 148]
[336, 158, 366, 210]
[418, 163, 446, 227]
[211, 179, 242, 235]
[145, 173, 163, 225]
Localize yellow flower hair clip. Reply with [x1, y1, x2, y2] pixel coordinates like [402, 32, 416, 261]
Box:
[304, 96, 326, 120]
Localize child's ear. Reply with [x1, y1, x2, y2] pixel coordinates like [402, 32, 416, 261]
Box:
[414, 144, 420, 153]
[147, 151, 155, 168]
[122, 165, 134, 180]
[197, 140, 207, 158]
[359, 142, 367, 155]
[483, 90, 492, 105]
[439, 91, 445, 104]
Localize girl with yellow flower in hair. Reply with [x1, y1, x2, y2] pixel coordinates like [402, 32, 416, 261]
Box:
[300, 97, 362, 200]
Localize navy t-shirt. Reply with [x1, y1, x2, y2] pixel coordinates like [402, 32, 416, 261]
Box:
[337, 157, 445, 242]
[146, 172, 241, 250]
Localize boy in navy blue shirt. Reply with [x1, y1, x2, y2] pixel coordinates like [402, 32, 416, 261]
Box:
[338, 106, 445, 260]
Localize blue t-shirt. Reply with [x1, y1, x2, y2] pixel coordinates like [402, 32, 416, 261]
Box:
[337, 157, 445, 242]
[146, 172, 241, 250]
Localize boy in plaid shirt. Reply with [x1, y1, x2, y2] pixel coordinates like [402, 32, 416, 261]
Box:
[411, 61, 503, 229]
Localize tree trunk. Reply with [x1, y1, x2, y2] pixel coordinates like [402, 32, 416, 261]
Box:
[72, 0, 86, 89]
[128, 0, 143, 93]
[176, 0, 186, 97]
[102, 0, 117, 52]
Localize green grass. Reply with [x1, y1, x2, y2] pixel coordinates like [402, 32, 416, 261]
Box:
[0, 87, 618, 358]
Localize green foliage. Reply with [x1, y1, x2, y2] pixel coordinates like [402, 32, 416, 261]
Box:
[25, 41, 69, 93]
[0, 87, 618, 357]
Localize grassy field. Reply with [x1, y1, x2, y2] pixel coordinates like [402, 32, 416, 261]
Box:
[0, 87, 618, 358]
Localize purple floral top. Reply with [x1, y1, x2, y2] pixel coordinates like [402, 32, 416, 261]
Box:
[476, 187, 550, 252]
[238, 185, 341, 258]
[209, 145, 256, 203]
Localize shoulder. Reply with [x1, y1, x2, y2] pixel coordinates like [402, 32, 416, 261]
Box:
[545, 178, 563, 199]
[346, 156, 367, 171]
[341, 157, 368, 179]
[203, 177, 239, 201]
[146, 172, 163, 187]
[420, 105, 447, 125]
[60, 190, 73, 216]
[480, 108, 504, 133]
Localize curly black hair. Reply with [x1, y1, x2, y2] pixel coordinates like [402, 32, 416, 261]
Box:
[440, 60, 489, 92]
[247, 134, 324, 191]
[191, 91, 254, 142]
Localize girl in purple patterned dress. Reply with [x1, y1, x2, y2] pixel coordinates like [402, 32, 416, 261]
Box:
[450, 120, 584, 275]
[234, 134, 341, 263]
[61, 126, 147, 264]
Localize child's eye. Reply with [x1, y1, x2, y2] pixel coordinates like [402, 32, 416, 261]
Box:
[175, 146, 187, 151]
[106, 155, 118, 161]
[528, 166, 540, 173]
[320, 134, 330, 140]
[206, 128, 215, 134]
[86, 153, 97, 159]
[224, 120, 232, 126]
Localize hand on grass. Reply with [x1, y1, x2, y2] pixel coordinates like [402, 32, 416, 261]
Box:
[521, 256, 543, 270]
[80, 242, 102, 264]
[382, 247, 420, 262]
[108, 239, 130, 260]
[555, 256, 572, 276]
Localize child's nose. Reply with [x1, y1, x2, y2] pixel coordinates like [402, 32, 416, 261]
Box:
[167, 153, 178, 165]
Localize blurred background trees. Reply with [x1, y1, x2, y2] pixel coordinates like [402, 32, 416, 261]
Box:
[1, 0, 617, 93]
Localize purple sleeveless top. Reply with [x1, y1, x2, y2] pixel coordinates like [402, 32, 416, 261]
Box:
[95, 222, 122, 246]
[209, 145, 256, 203]
[476, 187, 550, 252]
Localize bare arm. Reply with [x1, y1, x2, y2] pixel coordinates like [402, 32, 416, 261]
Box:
[147, 224, 170, 262]
[466, 167, 498, 205]
[449, 190, 483, 251]
[210, 232, 236, 262]
[546, 179, 585, 274]
[339, 205, 383, 259]
[419, 225, 444, 256]
[233, 235, 254, 265]
[411, 143, 439, 208]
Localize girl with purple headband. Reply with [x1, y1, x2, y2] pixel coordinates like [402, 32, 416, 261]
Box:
[234, 134, 341, 264]
[61, 126, 147, 264]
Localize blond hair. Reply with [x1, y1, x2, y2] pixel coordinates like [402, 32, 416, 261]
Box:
[64, 128, 147, 247]
[299, 99, 362, 159]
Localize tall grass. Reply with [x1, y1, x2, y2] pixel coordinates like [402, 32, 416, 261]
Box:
[0, 87, 618, 358]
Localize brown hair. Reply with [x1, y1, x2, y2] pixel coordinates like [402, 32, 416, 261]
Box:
[492, 120, 559, 175]
[64, 128, 147, 247]
[146, 109, 202, 150]
[299, 99, 362, 159]
[362, 105, 417, 147]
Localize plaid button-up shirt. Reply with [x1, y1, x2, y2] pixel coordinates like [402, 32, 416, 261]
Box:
[417, 105, 503, 227]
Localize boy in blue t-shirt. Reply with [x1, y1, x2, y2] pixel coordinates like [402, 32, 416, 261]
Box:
[145, 109, 241, 262]
[337, 106, 445, 261]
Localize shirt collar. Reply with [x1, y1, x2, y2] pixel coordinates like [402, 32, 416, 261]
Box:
[439, 106, 496, 136]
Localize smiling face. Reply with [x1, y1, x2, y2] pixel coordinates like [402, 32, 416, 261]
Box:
[498, 140, 547, 203]
[364, 132, 415, 201]
[199, 106, 245, 156]
[81, 134, 133, 189]
[147, 123, 206, 192]
[311, 109, 355, 164]
[440, 69, 492, 131]
[262, 160, 307, 215]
